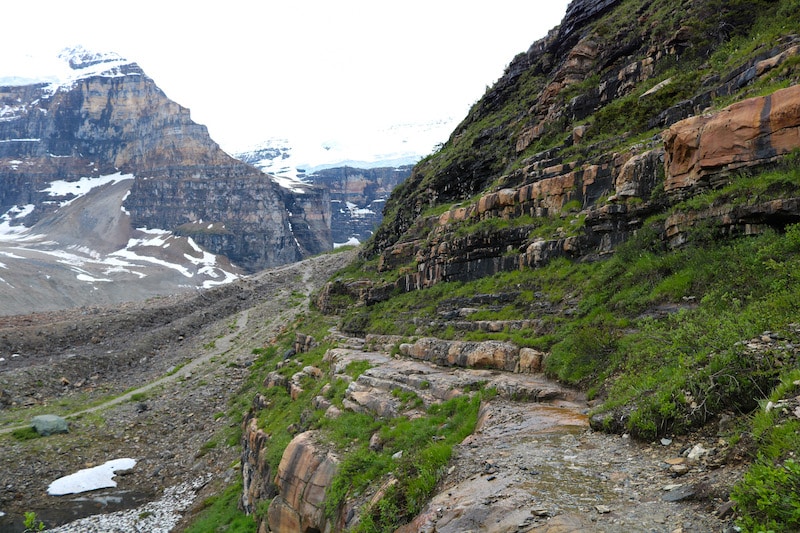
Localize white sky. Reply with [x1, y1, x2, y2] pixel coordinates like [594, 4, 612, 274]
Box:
[0, 1, 571, 154]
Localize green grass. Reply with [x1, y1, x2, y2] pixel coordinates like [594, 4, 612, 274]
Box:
[129, 392, 147, 402]
[183, 480, 256, 533]
[336, 190, 800, 441]
[731, 370, 800, 532]
[11, 426, 41, 441]
[323, 392, 486, 532]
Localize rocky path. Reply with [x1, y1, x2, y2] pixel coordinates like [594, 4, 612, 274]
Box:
[270, 336, 744, 533]
[406, 398, 740, 532]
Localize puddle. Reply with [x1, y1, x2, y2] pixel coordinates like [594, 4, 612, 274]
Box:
[0, 489, 152, 532]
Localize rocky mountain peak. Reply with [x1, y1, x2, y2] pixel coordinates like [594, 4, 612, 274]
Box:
[57, 46, 130, 72]
[0, 48, 332, 314]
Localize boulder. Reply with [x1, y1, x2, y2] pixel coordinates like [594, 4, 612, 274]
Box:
[268, 431, 340, 533]
[31, 414, 69, 436]
[664, 84, 800, 196]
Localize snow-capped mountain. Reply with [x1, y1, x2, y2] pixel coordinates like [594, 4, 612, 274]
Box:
[0, 47, 330, 315]
[236, 119, 453, 186]
[0, 46, 140, 92]
[234, 120, 451, 247]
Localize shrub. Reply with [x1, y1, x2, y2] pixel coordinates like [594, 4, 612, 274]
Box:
[733, 457, 800, 532]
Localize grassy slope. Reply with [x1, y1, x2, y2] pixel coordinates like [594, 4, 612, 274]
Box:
[343, 1, 800, 530]
[186, 1, 800, 532]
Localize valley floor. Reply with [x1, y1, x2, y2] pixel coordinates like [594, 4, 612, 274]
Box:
[0, 250, 356, 531]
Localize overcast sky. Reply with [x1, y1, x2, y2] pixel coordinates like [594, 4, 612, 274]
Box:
[1, 1, 571, 154]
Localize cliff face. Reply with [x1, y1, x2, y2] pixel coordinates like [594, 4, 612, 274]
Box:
[237, 142, 413, 248]
[309, 166, 411, 245]
[0, 49, 331, 279]
[362, 0, 800, 293]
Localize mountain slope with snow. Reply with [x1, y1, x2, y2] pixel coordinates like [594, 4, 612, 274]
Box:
[0, 47, 330, 315]
[0, 171, 240, 314]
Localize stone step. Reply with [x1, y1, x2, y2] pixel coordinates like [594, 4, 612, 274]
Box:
[323, 340, 582, 420]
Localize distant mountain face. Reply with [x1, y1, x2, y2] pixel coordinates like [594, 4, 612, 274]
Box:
[0, 47, 331, 315]
[237, 120, 451, 179]
[307, 166, 412, 245]
[237, 139, 417, 246]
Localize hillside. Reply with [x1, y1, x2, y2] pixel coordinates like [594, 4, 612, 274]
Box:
[235, 0, 800, 531]
[4, 1, 800, 532]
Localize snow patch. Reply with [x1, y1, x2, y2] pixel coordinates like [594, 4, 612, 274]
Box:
[111, 247, 193, 278]
[41, 172, 134, 206]
[344, 202, 375, 218]
[0, 204, 36, 240]
[47, 475, 210, 533]
[47, 458, 136, 496]
[187, 237, 203, 254]
[334, 237, 361, 248]
[120, 190, 131, 215]
[77, 273, 112, 283]
[270, 174, 309, 194]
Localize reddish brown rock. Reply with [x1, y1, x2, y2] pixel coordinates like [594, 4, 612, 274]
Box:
[518, 347, 546, 373]
[241, 416, 277, 515]
[268, 431, 340, 533]
[664, 84, 800, 196]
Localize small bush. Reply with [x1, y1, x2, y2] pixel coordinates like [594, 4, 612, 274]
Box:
[733, 457, 800, 532]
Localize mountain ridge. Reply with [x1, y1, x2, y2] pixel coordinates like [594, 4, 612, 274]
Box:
[0, 48, 332, 314]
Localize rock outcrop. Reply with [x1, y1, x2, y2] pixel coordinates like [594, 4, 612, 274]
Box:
[268, 431, 340, 533]
[664, 84, 800, 197]
[0, 49, 331, 276]
[353, 78, 800, 300]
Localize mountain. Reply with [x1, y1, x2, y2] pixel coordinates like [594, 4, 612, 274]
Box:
[236, 120, 452, 179]
[238, 143, 413, 247]
[235, 122, 451, 246]
[235, 0, 800, 531]
[0, 47, 331, 314]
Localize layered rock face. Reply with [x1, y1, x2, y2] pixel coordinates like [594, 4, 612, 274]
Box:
[359, 1, 800, 298]
[268, 431, 340, 533]
[0, 50, 331, 275]
[310, 166, 411, 245]
[664, 84, 800, 196]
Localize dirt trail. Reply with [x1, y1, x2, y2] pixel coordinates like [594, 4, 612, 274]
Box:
[0, 250, 355, 531]
[409, 398, 741, 532]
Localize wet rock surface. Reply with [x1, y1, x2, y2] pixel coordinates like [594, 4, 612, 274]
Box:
[405, 399, 743, 533]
